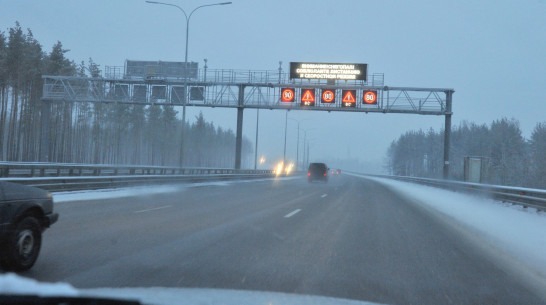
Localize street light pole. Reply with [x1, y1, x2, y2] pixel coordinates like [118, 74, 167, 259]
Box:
[254, 109, 259, 170]
[145, 1, 232, 167]
[287, 118, 311, 171]
[296, 122, 300, 171]
[283, 110, 288, 167]
[303, 130, 307, 168]
[302, 129, 315, 168]
[307, 142, 309, 164]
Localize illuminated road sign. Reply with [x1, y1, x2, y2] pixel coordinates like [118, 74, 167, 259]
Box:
[341, 90, 356, 107]
[290, 62, 367, 81]
[301, 89, 316, 106]
[281, 88, 295, 102]
[321, 89, 335, 103]
[363, 90, 378, 105]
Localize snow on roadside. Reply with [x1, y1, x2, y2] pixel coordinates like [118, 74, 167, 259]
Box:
[352, 174, 546, 281]
[53, 185, 185, 202]
[53, 176, 298, 203]
[0, 273, 79, 296]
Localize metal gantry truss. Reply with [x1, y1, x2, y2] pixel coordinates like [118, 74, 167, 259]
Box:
[41, 70, 454, 176]
[42, 71, 447, 115]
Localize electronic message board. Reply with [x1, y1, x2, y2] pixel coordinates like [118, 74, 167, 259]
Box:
[281, 88, 295, 102]
[190, 87, 204, 101]
[133, 85, 146, 103]
[321, 89, 335, 103]
[290, 62, 367, 81]
[341, 90, 357, 108]
[301, 89, 316, 106]
[363, 90, 378, 105]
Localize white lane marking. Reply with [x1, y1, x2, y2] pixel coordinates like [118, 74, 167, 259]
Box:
[284, 209, 301, 218]
[273, 232, 285, 240]
[134, 205, 172, 213]
[321, 194, 328, 198]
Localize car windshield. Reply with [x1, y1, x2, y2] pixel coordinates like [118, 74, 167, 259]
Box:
[1, 1, 545, 305]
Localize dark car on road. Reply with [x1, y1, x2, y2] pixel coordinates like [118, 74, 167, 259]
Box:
[307, 163, 328, 182]
[0, 181, 58, 271]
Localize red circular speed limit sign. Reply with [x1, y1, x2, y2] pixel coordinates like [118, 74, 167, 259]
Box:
[281, 88, 295, 102]
[322, 90, 335, 103]
[363, 91, 378, 104]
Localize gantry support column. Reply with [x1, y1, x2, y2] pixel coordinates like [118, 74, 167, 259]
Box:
[40, 101, 51, 162]
[443, 90, 454, 179]
[235, 85, 245, 169]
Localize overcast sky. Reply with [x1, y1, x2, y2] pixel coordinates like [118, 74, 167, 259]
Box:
[1, 0, 545, 172]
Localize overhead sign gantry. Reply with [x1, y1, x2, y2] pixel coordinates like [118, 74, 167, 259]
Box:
[41, 61, 454, 178]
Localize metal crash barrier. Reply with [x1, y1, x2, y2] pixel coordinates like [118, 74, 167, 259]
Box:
[357, 173, 546, 212]
[0, 162, 275, 192]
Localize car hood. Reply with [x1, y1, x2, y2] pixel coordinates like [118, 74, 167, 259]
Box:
[82, 287, 386, 305]
[0, 273, 386, 305]
[1, 181, 50, 201]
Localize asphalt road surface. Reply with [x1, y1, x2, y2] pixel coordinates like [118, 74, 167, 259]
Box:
[20, 175, 545, 305]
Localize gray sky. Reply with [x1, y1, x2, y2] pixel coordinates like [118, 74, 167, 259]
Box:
[1, 0, 545, 172]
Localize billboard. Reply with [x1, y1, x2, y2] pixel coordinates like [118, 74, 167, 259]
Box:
[125, 60, 198, 79]
[290, 62, 367, 81]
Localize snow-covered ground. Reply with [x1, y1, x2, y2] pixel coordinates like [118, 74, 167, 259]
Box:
[0, 275, 381, 305]
[52, 176, 298, 202]
[0, 273, 78, 297]
[353, 174, 546, 293]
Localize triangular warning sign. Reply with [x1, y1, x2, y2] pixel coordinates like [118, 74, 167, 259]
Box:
[302, 90, 315, 102]
[342, 91, 355, 103]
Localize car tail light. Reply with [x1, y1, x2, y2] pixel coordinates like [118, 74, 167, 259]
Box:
[323, 173, 327, 176]
[307, 172, 311, 176]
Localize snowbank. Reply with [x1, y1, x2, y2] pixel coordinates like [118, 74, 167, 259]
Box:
[355, 174, 546, 282]
[0, 273, 78, 296]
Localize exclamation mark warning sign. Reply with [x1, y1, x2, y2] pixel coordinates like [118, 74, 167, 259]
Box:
[342, 90, 356, 107]
[301, 89, 315, 106]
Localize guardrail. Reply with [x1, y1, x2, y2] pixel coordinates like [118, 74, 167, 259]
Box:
[0, 162, 275, 192]
[0, 162, 272, 177]
[365, 174, 546, 211]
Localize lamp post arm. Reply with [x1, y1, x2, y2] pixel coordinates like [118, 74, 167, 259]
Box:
[145, 1, 188, 19]
[145, 0, 232, 167]
[189, 3, 229, 19]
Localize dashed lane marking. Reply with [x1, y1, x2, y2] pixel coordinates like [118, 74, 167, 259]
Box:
[284, 209, 302, 218]
[134, 205, 172, 213]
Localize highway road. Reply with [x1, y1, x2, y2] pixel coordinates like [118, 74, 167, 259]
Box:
[23, 175, 545, 305]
